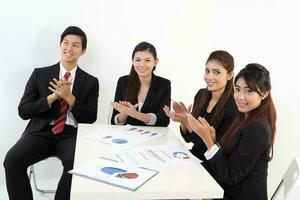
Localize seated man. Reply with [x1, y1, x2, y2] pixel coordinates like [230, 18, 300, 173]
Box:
[3, 26, 99, 200]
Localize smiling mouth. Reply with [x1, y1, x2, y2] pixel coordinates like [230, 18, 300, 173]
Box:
[64, 52, 72, 57]
[237, 102, 247, 108]
[207, 82, 215, 86]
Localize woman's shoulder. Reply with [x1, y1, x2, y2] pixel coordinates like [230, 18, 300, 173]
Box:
[247, 118, 270, 130]
[117, 75, 129, 84]
[243, 118, 272, 139]
[194, 88, 208, 99]
[153, 74, 171, 85]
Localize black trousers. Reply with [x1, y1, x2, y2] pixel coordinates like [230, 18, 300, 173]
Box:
[3, 125, 77, 200]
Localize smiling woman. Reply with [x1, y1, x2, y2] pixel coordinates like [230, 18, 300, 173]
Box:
[163, 50, 238, 163]
[184, 63, 277, 200]
[110, 41, 171, 127]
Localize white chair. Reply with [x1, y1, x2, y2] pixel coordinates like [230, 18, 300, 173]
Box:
[28, 157, 61, 193]
[271, 158, 299, 199]
[107, 105, 113, 124]
[28, 165, 56, 193]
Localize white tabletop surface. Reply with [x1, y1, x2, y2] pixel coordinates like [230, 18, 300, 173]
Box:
[70, 124, 223, 200]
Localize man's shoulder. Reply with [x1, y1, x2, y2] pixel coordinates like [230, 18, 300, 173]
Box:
[31, 63, 59, 77]
[35, 63, 59, 71]
[77, 67, 98, 81]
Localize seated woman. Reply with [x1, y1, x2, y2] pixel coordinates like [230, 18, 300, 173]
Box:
[186, 63, 276, 200]
[111, 41, 171, 126]
[164, 50, 238, 162]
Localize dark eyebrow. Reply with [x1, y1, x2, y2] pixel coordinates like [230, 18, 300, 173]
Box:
[134, 57, 152, 60]
[205, 67, 221, 71]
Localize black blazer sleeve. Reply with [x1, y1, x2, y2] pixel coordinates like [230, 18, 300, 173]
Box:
[110, 76, 127, 125]
[209, 119, 271, 186]
[110, 75, 171, 126]
[18, 68, 54, 120]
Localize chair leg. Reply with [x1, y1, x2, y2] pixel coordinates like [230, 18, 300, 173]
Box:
[29, 165, 56, 193]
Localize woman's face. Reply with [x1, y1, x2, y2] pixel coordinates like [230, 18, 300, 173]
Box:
[204, 60, 232, 93]
[234, 77, 263, 113]
[132, 50, 158, 79]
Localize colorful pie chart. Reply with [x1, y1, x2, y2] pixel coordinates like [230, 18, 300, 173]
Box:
[101, 167, 139, 179]
[173, 151, 190, 159]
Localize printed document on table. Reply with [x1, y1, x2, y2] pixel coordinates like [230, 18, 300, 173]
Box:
[110, 145, 202, 166]
[69, 157, 159, 191]
[85, 125, 165, 146]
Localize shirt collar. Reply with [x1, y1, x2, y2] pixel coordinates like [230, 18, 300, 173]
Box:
[59, 62, 77, 81]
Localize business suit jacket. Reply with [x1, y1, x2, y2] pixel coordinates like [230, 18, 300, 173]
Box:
[181, 89, 238, 161]
[209, 118, 272, 200]
[110, 74, 171, 126]
[18, 62, 99, 135]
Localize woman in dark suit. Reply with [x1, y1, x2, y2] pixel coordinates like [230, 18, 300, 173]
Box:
[164, 50, 238, 165]
[186, 63, 276, 200]
[111, 42, 170, 126]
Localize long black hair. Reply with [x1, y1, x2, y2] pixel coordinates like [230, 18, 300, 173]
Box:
[124, 42, 157, 104]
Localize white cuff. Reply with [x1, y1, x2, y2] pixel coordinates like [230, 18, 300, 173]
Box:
[204, 144, 220, 160]
[145, 113, 157, 125]
[114, 114, 126, 125]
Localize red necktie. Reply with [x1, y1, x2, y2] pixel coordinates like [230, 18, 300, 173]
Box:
[52, 72, 71, 134]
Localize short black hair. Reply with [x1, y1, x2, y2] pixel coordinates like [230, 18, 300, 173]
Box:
[60, 26, 87, 50]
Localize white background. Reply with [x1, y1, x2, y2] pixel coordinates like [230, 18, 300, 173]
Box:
[0, 0, 299, 198]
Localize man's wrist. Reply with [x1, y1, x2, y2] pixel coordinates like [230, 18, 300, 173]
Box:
[65, 94, 75, 107]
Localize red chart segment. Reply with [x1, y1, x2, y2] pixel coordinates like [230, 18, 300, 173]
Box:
[116, 172, 139, 179]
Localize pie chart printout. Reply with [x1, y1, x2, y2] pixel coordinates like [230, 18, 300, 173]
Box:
[173, 151, 190, 159]
[101, 167, 139, 179]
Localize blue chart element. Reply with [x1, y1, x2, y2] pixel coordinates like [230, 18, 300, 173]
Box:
[112, 138, 128, 144]
[101, 167, 127, 175]
[173, 151, 190, 159]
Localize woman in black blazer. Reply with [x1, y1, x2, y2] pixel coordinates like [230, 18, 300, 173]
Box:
[186, 63, 276, 200]
[111, 42, 170, 126]
[164, 50, 238, 166]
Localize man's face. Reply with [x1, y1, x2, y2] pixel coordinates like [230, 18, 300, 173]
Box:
[60, 34, 85, 67]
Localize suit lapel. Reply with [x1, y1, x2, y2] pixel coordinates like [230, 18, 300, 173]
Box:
[141, 74, 157, 112]
[53, 63, 60, 78]
[72, 67, 85, 97]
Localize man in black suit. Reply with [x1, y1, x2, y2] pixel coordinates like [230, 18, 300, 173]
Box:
[3, 26, 99, 200]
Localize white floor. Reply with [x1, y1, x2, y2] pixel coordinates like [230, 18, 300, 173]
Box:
[0, 178, 56, 200]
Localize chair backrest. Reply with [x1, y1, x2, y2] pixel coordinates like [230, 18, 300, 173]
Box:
[107, 104, 113, 124]
[283, 158, 299, 197]
[270, 158, 299, 200]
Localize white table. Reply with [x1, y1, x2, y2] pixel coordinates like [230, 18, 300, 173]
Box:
[70, 124, 223, 200]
